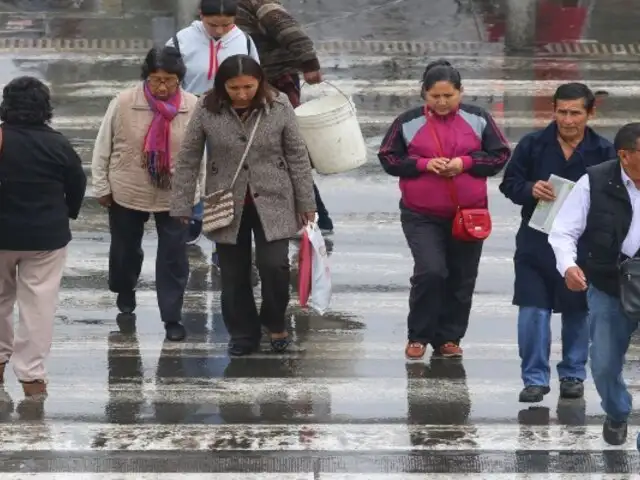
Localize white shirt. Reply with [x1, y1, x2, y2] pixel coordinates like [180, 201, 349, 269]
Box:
[167, 21, 260, 96]
[548, 166, 640, 276]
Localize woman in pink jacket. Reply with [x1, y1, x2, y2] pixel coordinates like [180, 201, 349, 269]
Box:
[378, 60, 511, 360]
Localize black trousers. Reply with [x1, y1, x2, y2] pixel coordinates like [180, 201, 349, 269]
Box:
[400, 206, 483, 347]
[217, 203, 290, 348]
[108, 202, 189, 323]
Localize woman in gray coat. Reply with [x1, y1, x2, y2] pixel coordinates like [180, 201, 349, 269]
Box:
[171, 54, 316, 356]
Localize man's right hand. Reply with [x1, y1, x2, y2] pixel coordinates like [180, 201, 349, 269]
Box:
[303, 70, 323, 85]
[532, 180, 556, 201]
[565, 266, 588, 292]
[97, 194, 113, 208]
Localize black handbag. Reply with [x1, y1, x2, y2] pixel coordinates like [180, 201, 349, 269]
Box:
[619, 256, 640, 319]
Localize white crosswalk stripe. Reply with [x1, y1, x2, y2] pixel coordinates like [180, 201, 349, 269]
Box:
[2, 47, 640, 477]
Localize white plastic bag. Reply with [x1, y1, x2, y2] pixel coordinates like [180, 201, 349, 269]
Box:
[306, 223, 332, 314]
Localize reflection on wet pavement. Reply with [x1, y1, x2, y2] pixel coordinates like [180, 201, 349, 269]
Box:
[2, 0, 640, 477]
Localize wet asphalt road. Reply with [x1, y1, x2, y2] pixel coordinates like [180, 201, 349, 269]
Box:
[2, 0, 640, 477]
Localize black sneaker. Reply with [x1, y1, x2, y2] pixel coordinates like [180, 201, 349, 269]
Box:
[519, 385, 550, 403]
[164, 322, 186, 342]
[560, 377, 584, 399]
[116, 291, 136, 314]
[603, 417, 628, 446]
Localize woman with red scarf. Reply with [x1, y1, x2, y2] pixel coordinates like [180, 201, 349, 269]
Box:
[91, 46, 206, 342]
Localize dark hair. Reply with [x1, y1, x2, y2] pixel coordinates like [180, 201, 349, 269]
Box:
[200, 0, 237, 16]
[0, 76, 53, 125]
[203, 54, 274, 113]
[552, 82, 596, 112]
[614, 123, 640, 152]
[140, 46, 186, 82]
[421, 59, 462, 92]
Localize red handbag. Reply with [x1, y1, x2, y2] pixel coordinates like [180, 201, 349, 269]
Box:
[427, 118, 492, 242]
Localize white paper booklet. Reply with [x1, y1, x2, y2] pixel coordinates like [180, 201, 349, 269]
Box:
[528, 174, 576, 234]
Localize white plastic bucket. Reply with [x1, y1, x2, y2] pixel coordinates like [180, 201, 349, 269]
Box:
[295, 82, 367, 175]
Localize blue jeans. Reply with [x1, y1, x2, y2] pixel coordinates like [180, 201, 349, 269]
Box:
[518, 306, 589, 386]
[587, 286, 638, 422]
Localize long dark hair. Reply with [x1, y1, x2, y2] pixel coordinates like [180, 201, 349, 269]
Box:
[203, 54, 274, 113]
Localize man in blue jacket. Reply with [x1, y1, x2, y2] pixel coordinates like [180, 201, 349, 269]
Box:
[499, 83, 616, 403]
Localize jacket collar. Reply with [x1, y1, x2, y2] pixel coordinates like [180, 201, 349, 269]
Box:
[225, 91, 288, 117]
[425, 105, 459, 121]
[539, 121, 607, 152]
[131, 82, 190, 112]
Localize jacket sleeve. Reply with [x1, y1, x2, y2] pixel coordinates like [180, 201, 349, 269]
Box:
[467, 110, 511, 177]
[255, 1, 320, 73]
[170, 102, 207, 218]
[62, 139, 87, 219]
[91, 97, 117, 198]
[377, 116, 422, 178]
[281, 101, 316, 213]
[498, 136, 536, 206]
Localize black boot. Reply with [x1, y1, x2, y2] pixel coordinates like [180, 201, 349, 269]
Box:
[602, 417, 627, 446]
[559, 377, 584, 399]
[164, 322, 186, 342]
[519, 385, 550, 403]
[116, 291, 136, 314]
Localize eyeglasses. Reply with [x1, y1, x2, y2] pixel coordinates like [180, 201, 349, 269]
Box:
[147, 76, 179, 89]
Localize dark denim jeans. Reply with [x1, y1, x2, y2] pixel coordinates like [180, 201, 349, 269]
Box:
[587, 286, 638, 423]
[517, 306, 589, 387]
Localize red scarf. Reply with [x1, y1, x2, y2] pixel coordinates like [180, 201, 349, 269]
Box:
[207, 26, 238, 80]
[208, 38, 218, 80]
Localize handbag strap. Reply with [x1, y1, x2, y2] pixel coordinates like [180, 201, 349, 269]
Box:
[426, 115, 459, 208]
[229, 110, 263, 189]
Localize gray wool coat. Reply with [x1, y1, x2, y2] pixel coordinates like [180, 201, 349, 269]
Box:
[170, 92, 316, 245]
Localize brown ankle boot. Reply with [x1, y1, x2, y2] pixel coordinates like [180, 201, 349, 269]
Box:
[21, 380, 47, 397]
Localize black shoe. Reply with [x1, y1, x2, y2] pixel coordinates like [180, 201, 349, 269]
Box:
[559, 377, 584, 399]
[164, 322, 186, 342]
[116, 313, 136, 334]
[519, 385, 551, 403]
[228, 343, 256, 357]
[603, 417, 628, 446]
[116, 291, 136, 314]
[270, 335, 305, 353]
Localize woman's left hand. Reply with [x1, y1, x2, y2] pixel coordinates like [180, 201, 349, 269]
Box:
[440, 157, 464, 177]
[299, 211, 316, 226]
[176, 216, 191, 225]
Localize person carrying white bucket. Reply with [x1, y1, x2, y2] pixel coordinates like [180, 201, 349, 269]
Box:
[294, 81, 368, 175]
[235, 0, 335, 234]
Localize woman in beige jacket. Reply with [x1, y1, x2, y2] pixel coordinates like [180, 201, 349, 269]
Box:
[91, 46, 205, 342]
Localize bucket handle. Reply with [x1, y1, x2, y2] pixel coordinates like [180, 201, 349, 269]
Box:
[300, 80, 356, 114]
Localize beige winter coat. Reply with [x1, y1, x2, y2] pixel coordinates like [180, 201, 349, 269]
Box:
[91, 83, 205, 212]
[170, 93, 316, 244]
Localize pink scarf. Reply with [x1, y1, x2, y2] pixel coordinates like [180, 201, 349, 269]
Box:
[142, 82, 181, 189]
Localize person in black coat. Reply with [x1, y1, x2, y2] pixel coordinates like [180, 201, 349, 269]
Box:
[0, 76, 86, 398]
[499, 83, 615, 404]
